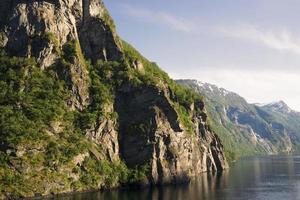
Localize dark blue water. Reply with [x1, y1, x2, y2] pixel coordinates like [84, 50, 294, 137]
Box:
[49, 155, 300, 200]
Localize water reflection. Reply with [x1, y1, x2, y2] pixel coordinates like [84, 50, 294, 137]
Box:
[49, 155, 300, 200]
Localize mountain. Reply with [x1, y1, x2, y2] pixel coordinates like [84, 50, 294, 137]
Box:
[260, 101, 293, 114]
[257, 102, 300, 147]
[177, 80, 300, 160]
[0, 1, 227, 198]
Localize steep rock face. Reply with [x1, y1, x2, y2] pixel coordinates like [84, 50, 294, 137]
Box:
[79, 0, 122, 63]
[1, 0, 122, 65]
[0, 0, 122, 109]
[116, 84, 228, 184]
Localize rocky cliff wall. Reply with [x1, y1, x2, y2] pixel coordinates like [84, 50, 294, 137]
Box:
[0, 0, 228, 198]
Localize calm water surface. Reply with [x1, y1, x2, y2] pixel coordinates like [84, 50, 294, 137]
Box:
[49, 155, 300, 200]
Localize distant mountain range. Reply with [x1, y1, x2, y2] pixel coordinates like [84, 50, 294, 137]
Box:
[177, 80, 300, 160]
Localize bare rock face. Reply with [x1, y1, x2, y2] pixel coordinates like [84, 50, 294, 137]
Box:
[116, 84, 228, 184]
[0, 0, 122, 110]
[79, 0, 123, 63]
[86, 104, 120, 162]
[1, 0, 122, 65]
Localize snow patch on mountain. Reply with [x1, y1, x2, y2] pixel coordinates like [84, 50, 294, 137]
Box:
[263, 100, 293, 113]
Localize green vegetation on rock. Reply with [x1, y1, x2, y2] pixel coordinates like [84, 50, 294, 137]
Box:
[0, 50, 149, 198]
[122, 41, 202, 133]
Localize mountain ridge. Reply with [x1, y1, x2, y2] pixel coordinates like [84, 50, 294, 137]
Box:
[177, 79, 300, 159]
[259, 101, 295, 114]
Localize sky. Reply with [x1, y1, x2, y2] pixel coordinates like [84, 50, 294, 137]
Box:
[103, 0, 300, 111]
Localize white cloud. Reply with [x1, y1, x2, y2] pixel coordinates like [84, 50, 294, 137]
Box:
[219, 24, 300, 55]
[121, 4, 196, 33]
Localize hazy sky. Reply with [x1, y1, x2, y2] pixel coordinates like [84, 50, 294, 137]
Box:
[103, 0, 300, 111]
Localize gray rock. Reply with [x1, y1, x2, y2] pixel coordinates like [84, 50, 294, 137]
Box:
[86, 104, 120, 162]
[116, 84, 228, 184]
[0, 0, 124, 110]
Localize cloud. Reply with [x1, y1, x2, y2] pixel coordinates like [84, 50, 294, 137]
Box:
[219, 24, 300, 55]
[121, 4, 196, 33]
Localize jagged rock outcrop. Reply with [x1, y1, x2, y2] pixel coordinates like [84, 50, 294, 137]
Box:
[79, 0, 123, 63]
[0, 0, 228, 198]
[116, 84, 228, 184]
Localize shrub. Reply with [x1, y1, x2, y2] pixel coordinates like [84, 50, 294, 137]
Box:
[62, 40, 85, 67]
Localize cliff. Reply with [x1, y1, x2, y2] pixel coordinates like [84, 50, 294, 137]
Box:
[0, 0, 228, 198]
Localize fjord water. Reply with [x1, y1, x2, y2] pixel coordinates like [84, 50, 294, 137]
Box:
[53, 155, 300, 200]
